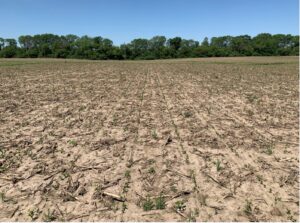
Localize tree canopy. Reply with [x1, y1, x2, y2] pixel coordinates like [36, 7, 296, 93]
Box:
[0, 33, 298, 59]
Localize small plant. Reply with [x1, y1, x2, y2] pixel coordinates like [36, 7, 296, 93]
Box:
[183, 110, 193, 118]
[151, 130, 158, 140]
[155, 195, 166, 210]
[171, 185, 178, 193]
[286, 209, 296, 222]
[143, 197, 155, 211]
[256, 175, 263, 184]
[126, 157, 134, 168]
[148, 167, 156, 174]
[124, 170, 131, 179]
[247, 94, 258, 103]
[79, 106, 85, 112]
[287, 215, 296, 222]
[122, 202, 127, 213]
[0, 165, 7, 173]
[214, 159, 222, 172]
[186, 210, 197, 222]
[123, 181, 130, 193]
[68, 140, 77, 147]
[174, 200, 186, 212]
[0, 146, 5, 158]
[189, 170, 196, 182]
[185, 155, 190, 164]
[147, 159, 156, 164]
[244, 200, 252, 216]
[275, 196, 282, 204]
[0, 192, 5, 202]
[265, 144, 274, 155]
[59, 170, 70, 180]
[28, 208, 40, 221]
[42, 209, 57, 222]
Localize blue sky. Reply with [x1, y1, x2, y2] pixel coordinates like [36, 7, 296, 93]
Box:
[0, 0, 298, 45]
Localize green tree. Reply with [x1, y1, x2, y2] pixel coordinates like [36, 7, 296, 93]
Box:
[230, 35, 253, 56]
[201, 37, 209, 47]
[0, 38, 5, 50]
[252, 33, 276, 56]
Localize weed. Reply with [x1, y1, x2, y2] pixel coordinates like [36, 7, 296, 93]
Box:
[155, 195, 166, 210]
[265, 144, 274, 155]
[275, 196, 282, 204]
[42, 209, 57, 222]
[244, 200, 252, 216]
[79, 106, 85, 112]
[0, 165, 7, 173]
[171, 185, 178, 193]
[185, 155, 190, 164]
[174, 200, 186, 212]
[247, 94, 258, 103]
[143, 197, 155, 211]
[286, 209, 296, 222]
[59, 170, 70, 180]
[28, 208, 40, 221]
[148, 167, 156, 174]
[68, 140, 77, 147]
[125, 170, 131, 179]
[123, 181, 130, 193]
[287, 215, 296, 222]
[183, 110, 193, 118]
[256, 175, 263, 184]
[0, 192, 5, 202]
[186, 210, 197, 222]
[189, 170, 197, 188]
[151, 129, 158, 140]
[0, 146, 5, 158]
[214, 159, 222, 171]
[122, 202, 127, 213]
[147, 159, 156, 164]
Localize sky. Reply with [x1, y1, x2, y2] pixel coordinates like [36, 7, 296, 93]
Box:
[0, 0, 298, 45]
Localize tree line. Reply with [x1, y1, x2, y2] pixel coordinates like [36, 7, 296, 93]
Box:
[0, 33, 298, 60]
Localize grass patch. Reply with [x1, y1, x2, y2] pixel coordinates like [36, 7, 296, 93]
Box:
[155, 195, 166, 210]
[143, 197, 155, 211]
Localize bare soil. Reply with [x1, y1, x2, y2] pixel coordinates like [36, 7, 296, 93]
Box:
[0, 57, 299, 221]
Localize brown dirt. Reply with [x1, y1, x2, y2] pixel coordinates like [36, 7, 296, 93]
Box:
[0, 57, 299, 221]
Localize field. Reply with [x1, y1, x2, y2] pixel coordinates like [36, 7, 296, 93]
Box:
[0, 57, 299, 221]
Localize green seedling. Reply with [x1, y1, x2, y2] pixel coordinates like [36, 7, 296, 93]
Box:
[214, 159, 222, 171]
[28, 208, 40, 221]
[183, 110, 193, 118]
[151, 130, 158, 140]
[143, 197, 155, 211]
[155, 195, 166, 210]
[125, 170, 131, 179]
[244, 200, 252, 216]
[174, 200, 186, 212]
[265, 145, 274, 155]
[148, 167, 156, 174]
[68, 140, 77, 147]
[42, 209, 56, 222]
